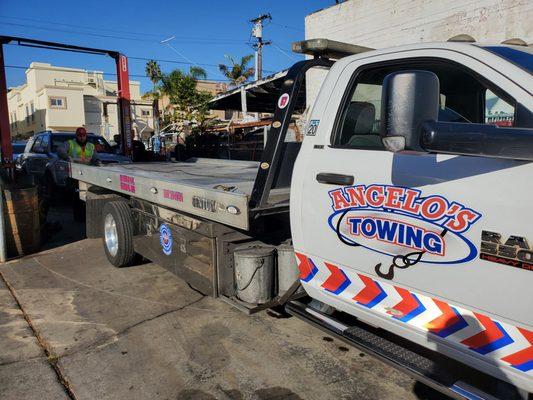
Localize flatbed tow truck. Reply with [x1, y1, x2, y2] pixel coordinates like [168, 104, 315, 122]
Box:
[71, 38, 533, 399]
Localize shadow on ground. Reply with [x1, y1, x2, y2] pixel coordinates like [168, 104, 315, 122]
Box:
[1, 202, 451, 400]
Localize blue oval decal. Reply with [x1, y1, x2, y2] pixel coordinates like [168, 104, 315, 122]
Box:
[327, 185, 482, 266]
[159, 224, 173, 256]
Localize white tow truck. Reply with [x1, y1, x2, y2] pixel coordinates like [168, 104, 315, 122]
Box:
[70, 38, 533, 399]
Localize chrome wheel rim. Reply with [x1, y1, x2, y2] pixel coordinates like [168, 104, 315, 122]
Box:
[104, 214, 118, 257]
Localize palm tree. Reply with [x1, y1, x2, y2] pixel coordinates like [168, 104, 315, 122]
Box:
[188, 66, 207, 80]
[218, 54, 254, 87]
[145, 60, 162, 96]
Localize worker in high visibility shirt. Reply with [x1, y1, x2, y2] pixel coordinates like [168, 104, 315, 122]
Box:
[58, 127, 99, 221]
[59, 127, 99, 164]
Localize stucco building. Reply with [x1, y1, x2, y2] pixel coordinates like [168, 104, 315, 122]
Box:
[305, 0, 532, 108]
[7, 62, 154, 140]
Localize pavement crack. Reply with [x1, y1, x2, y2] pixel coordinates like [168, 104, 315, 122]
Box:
[108, 295, 207, 340]
[0, 270, 77, 400]
[0, 354, 47, 367]
[31, 257, 180, 307]
[62, 294, 207, 357]
[187, 282, 208, 296]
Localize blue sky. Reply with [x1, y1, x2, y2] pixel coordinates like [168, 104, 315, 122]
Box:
[1, 0, 334, 93]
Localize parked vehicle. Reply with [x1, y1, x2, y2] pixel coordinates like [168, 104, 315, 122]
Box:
[69, 39, 533, 399]
[19, 131, 130, 193]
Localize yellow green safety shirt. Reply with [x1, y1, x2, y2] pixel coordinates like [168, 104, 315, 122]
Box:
[67, 139, 95, 163]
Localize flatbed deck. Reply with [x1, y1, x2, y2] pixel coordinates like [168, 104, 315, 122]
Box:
[70, 158, 290, 230]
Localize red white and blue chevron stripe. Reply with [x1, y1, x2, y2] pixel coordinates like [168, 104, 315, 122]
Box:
[296, 252, 533, 375]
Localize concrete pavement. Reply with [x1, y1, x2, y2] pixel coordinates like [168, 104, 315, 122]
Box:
[0, 238, 439, 400]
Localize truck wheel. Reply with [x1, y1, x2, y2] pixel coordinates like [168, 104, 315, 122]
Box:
[102, 201, 136, 267]
[86, 193, 125, 239]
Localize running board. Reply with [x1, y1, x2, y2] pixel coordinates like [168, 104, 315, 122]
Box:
[286, 299, 522, 400]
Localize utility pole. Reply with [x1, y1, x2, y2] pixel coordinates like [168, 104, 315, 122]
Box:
[250, 14, 271, 81]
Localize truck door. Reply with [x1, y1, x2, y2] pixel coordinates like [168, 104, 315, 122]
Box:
[292, 48, 533, 383]
[29, 134, 50, 179]
[26, 136, 44, 174]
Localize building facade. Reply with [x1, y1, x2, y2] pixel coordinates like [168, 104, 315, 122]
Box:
[305, 0, 532, 106]
[7, 62, 154, 141]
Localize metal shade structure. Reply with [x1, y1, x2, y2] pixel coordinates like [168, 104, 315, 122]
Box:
[208, 70, 307, 114]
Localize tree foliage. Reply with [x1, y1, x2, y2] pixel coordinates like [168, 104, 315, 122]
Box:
[218, 54, 254, 86]
[145, 60, 162, 98]
[155, 66, 214, 132]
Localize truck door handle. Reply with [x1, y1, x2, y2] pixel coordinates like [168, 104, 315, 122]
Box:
[316, 173, 354, 186]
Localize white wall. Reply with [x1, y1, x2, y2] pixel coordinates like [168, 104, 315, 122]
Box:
[305, 0, 533, 104]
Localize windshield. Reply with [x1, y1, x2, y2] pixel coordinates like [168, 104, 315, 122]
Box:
[51, 134, 112, 153]
[482, 46, 533, 74]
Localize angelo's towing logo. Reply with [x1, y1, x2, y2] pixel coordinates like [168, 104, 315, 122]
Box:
[327, 185, 482, 271]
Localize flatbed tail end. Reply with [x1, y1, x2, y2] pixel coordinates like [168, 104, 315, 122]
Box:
[69, 162, 251, 230]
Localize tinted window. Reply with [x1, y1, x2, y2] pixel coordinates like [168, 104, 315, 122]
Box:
[31, 137, 43, 153]
[51, 134, 112, 153]
[337, 82, 383, 149]
[51, 135, 70, 153]
[89, 136, 112, 153]
[40, 135, 50, 152]
[24, 137, 35, 153]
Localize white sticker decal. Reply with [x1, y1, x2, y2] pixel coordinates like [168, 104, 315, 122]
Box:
[307, 120, 320, 136]
[278, 93, 290, 109]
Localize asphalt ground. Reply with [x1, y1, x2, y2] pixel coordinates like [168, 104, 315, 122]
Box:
[0, 206, 444, 400]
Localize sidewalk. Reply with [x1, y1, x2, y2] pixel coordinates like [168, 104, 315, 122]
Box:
[0, 238, 430, 400]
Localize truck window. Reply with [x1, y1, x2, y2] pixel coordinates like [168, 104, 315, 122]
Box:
[485, 89, 515, 126]
[333, 59, 517, 149]
[31, 136, 44, 153]
[40, 135, 50, 152]
[337, 82, 383, 149]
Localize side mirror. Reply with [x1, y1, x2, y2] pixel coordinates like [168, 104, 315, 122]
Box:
[380, 70, 440, 152]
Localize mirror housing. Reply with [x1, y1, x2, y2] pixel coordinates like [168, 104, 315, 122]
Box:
[380, 70, 440, 152]
[421, 121, 533, 161]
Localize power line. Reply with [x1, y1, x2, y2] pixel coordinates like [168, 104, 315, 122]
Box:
[131, 56, 275, 74]
[3, 48, 277, 74]
[1, 22, 158, 43]
[0, 14, 172, 38]
[0, 21, 249, 45]
[129, 56, 217, 68]
[269, 21, 304, 32]
[3, 65, 232, 82]
[270, 43, 298, 61]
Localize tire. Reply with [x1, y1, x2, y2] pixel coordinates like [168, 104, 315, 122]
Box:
[86, 193, 124, 239]
[102, 201, 136, 267]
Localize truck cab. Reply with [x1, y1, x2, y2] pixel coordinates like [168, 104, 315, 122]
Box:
[70, 38, 532, 398]
[291, 41, 533, 393]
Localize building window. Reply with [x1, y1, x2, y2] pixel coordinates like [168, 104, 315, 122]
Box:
[30, 102, 35, 122]
[49, 96, 67, 109]
[141, 109, 150, 116]
[25, 104, 30, 124]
